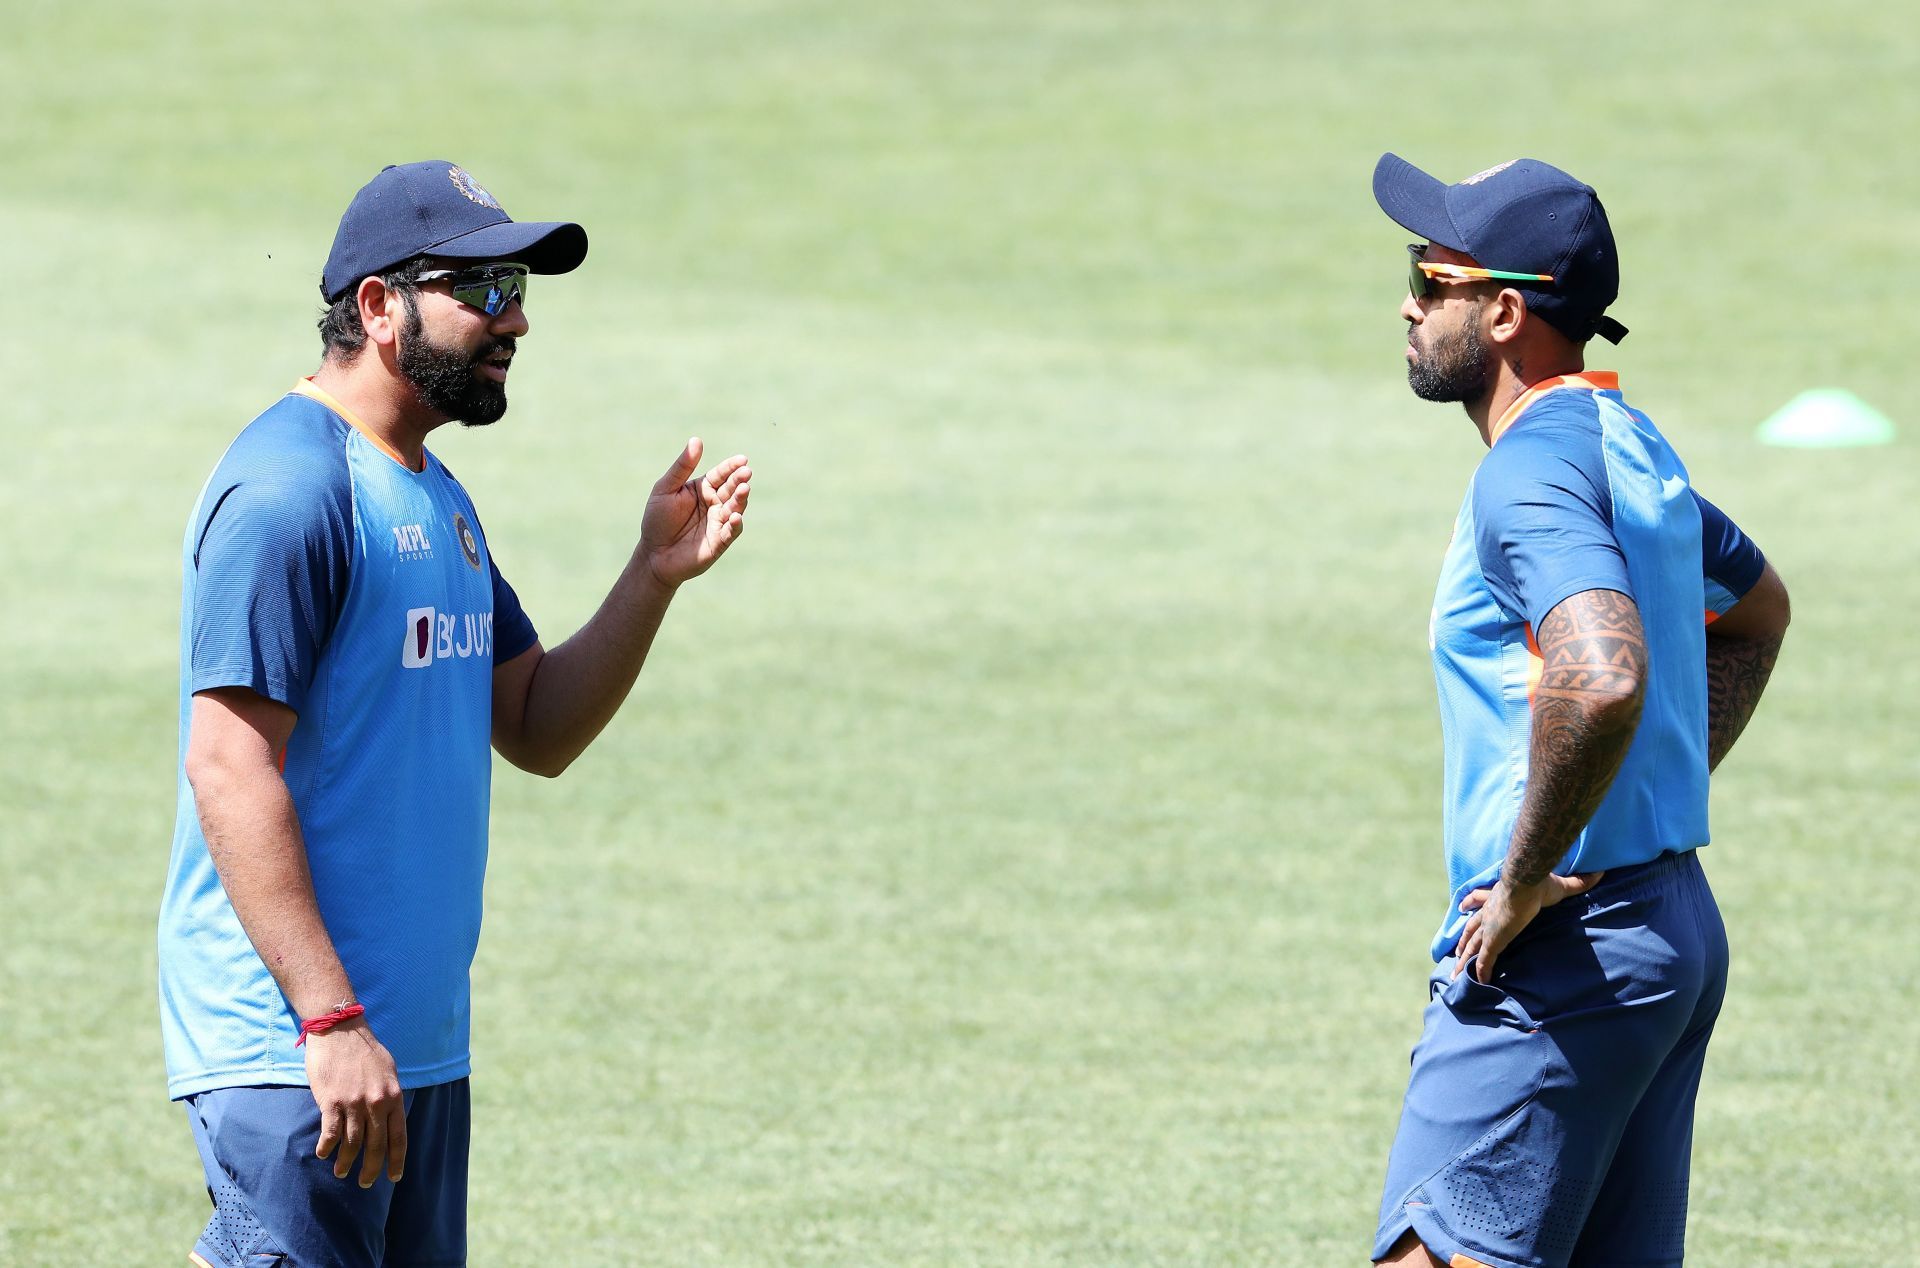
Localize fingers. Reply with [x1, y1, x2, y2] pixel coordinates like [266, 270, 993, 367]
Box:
[316, 1100, 342, 1162]
[1455, 908, 1503, 980]
[1566, 869, 1606, 895]
[1453, 908, 1488, 981]
[1458, 888, 1491, 913]
[358, 1113, 386, 1188]
[701, 454, 750, 496]
[707, 463, 751, 548]
[704, 461, 753, 536]
[1451, 914, 1480, 979]
[653, 438, 704, 495]
[1538, 870, 1607, 909]
[334, 1103, 364, 1180]
[712, 481, 749, 525]
[318, 1096, 403, 1186]
[386, 1101, 409, 1184]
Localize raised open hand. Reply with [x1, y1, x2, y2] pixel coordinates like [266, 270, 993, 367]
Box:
[640, 438, 752, 590]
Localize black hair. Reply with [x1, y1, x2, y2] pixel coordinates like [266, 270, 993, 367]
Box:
[317, 256, 432, 360]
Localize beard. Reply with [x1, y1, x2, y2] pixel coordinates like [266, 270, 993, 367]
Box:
[395, 298, 515, 427]
[1406, 303, 1492, 404]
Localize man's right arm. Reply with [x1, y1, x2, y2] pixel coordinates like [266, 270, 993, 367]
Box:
[1704, 561, 1789, 771]
[185, 686, 407, 1188]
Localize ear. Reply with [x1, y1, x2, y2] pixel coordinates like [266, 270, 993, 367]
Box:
[1484, 287, 1529, 346]
[356, 275, 407, 350]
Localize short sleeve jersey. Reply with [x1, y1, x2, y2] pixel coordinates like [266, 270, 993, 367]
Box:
[1427, 373, 1765, 961]
[158, 380, 538, 1099]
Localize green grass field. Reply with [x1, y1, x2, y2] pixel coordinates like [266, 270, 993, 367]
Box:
[3, 2, 1917, 1263]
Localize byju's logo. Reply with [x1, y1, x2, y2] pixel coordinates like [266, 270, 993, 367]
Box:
[393, 523, 433, 560]
[401, 606, 494, 668]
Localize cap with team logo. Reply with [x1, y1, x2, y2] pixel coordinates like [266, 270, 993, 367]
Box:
[321, 161, 589, 302]
[1373, 153, 1627, 345]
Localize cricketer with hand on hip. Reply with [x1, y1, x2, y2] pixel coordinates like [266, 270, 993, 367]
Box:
[1367, 153, 1790, 1268]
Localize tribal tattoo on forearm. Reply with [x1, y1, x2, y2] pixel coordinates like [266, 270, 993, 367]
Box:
[1705, 630, 1782, 771]
[1505, 588, 1648, 888]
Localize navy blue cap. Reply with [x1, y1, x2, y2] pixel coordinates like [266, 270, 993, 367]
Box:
[321, 161, 589, 302]
[1373, 153, 1627, 345]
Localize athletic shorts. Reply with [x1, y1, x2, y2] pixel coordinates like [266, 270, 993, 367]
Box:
[183, 1079, 469, 1268]
[1373, 850, 1728, 1268]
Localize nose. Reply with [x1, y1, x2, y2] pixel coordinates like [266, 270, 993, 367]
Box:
[492, 299, 529, 339]
[1400, 292, 1423, 326]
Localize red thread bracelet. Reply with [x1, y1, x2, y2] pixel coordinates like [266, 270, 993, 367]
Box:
[294, 1003, 365, 1046]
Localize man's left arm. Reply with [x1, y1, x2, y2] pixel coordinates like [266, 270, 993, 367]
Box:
[491, 438, 750, 777]
[1703, 562, 1787, 771]
[1693, 489, 1787, 772]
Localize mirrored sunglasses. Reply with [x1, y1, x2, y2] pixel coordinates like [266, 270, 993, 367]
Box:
[417, 262, 530, 316]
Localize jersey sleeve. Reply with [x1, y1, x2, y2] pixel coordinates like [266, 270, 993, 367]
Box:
[490, 556, 538, 662]
[1694, 490, 1767, 618]
[189, 478, 353, 714]
[1471, 421, 1633, 632]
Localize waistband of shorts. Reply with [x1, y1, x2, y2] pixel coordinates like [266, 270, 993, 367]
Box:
[1553, 847, 1703, 919]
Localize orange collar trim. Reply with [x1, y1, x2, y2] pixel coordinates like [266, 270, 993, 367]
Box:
[291, 378, 423, 472]
[1489, 371, 1620, 446]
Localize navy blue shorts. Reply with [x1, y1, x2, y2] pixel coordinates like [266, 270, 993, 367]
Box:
[183, 1079, 469, 1268]
[1373, 850, 1729, 1268]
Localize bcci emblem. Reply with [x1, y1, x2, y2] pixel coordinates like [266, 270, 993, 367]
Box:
[447, 166, 502, 210]
[453, 512, 483, 571]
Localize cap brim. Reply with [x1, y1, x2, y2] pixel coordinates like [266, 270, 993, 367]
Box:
[426, 219, 589, 276]
[1372, 153, 1466, 252]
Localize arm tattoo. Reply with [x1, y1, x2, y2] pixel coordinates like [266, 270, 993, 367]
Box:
[1705, 630, 1782, 771]
[1505, 589, 1648, 888]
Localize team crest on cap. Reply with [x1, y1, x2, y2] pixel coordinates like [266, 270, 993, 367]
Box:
[1460, 160, 1520, 186]
[454, 511, 483, 570]
[447, 167, 502, 209]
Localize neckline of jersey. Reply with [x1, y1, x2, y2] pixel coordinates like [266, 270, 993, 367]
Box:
[291, 378, 428, 474]
[1488, 371, 1620, 446]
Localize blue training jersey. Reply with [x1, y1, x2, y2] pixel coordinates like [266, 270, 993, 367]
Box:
[159, 380, 538, 1099]
[1428, 372, 1765, 962]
